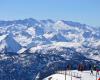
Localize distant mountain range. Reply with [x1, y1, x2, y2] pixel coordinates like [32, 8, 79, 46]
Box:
[0, 18, 100, 60]
[0, 18, 100, 80]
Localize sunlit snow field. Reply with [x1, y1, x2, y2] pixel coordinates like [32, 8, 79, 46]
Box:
[43, 70, 100, 80]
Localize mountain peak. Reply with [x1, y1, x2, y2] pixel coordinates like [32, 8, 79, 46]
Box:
[4, 33, 21, 53]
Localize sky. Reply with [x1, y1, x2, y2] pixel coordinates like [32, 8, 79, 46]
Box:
[0, 0, 100, 27]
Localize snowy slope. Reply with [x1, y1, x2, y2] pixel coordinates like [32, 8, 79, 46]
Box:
[43, 70, 100, 80]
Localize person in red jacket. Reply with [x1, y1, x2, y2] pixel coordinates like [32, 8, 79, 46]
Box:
[96, 69, 99, 75]
[96, 65, 100, 75]
[98, 78, 100, 80]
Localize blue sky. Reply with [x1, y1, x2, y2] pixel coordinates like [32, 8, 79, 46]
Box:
[0, 0, 100, 26]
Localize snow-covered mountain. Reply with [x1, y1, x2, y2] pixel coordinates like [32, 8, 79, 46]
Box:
[0, 18, 100, 80]
[0, 33, 21, 53]
[0, 18, 99, 58]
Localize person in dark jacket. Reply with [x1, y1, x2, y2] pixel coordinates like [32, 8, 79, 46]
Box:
[67, 64, 71, 70]
[78, 63, 84, 71]
[90, 67, 93, 75]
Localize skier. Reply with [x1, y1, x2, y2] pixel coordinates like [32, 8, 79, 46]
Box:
[67, 64, 71, 70]
[78, 64, 81, 71]
[90, 66, 93, 75]
[78, 63, 84, 71]
[96, 66, 100, 75]
[81, 64, 84, 71]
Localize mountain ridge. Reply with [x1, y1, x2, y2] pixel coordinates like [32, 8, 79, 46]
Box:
[0, 18, 100, 61]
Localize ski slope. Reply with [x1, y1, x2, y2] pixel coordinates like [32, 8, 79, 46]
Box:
[43, 70, 100, 80]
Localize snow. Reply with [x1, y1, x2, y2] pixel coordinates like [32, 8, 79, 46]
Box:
[17, 48, 26, 54]
[43, 70, 100, 80]
[14, 33, 32, 46]
[94, 41, 100, 46]
[0, 54, 8, 60]
[0, 35, 7, 42]
[44, 74, 79, 80]
[89, 55, 100, 61]
[26, 27, 35, 38]
[29, 45, 43, 53]
[54, 20, 71, 31]
[52, 42, 81, 48]
[28, 42, 81, 53]
[43, 33, 55, 39]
